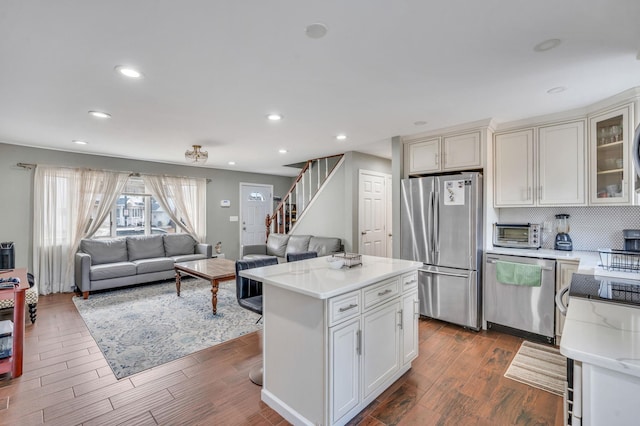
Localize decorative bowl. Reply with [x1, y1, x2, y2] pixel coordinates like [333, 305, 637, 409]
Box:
[328, 259, 345, 270]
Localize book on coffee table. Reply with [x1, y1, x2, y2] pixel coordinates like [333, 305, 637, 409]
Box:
[0, 320, 12, 359]
[0, 320, 12, 338]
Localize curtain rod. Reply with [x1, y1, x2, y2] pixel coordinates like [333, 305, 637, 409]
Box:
[16, 163, 211, 183]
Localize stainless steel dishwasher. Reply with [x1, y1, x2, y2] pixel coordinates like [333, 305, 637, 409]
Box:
[484, 254, 556, 343]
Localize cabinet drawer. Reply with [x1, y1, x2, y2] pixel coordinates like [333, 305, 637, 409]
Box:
[363, 278, 400, 310]
[328, 290, 361, 326]
[402, 272, 418, 291]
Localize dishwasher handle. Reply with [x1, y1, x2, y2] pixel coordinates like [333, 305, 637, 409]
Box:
[486, 257, 555, 271]
[556, 284, 570, 316]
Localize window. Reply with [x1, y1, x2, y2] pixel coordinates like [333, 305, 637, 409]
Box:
[94, 176, 181, 238]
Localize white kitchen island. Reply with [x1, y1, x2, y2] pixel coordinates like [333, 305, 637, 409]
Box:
[239, 255, 422, 426]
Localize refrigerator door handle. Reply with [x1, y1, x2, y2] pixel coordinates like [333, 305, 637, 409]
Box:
[433, 189, 440, 257]
[418, 268, 469, 279]
[429, 190, 436, 259]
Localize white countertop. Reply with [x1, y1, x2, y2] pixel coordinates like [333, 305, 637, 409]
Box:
[239, 255, 422, 299]
[560, 297, 640, 378]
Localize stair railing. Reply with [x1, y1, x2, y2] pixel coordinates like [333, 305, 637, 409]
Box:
[266, 154, 343, 237]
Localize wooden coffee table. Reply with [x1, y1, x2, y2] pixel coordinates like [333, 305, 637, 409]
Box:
[174, 258, 236, 315]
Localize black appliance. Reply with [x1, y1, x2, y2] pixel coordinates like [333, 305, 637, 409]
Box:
[554, 214, 572, 251]
[623, 229, 640, 252]
[0, 242, 14, 270]
[632, 123, 640, 178]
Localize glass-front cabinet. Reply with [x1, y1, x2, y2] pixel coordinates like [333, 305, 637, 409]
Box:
[589, 105, 633, 204]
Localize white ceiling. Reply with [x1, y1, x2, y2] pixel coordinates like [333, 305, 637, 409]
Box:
[1, 1, 640, 177]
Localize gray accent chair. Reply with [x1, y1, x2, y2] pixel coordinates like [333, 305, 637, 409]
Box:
[75, 234, 212, 298]
[242, 234, 342, 262]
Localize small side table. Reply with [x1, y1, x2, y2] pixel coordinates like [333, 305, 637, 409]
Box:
[0, 268, 28, 378]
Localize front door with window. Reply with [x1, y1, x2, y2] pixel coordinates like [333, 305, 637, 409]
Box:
[240, 183, 273, 247]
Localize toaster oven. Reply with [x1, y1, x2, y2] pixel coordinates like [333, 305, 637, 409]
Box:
[493, 223, 542, 249]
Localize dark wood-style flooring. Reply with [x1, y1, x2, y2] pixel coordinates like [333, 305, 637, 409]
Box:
[0, 293, 563, 425]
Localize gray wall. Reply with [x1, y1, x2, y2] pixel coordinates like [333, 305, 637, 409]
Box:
[343, 152, 392, 253]
[0, 143, 293, 268]
[290, 151, 392, 254]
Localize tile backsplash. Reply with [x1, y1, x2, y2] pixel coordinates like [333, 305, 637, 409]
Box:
[498, 206, 640, 251]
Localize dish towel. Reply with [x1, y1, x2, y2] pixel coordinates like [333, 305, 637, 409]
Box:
[495, 261, 542, 286]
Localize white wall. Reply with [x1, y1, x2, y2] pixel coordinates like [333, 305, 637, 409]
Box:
[291, 162, 348, 249]
[0, 143, 293, 269]
[292, 151, 392, 253]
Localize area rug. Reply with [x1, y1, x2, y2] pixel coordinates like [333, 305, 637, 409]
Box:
[72, 278, 261, 379]
[504, 341, 567, 396]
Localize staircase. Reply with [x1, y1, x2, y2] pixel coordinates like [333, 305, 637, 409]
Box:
[267, 154, 343, 237]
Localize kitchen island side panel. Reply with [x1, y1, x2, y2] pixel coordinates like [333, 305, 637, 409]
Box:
[262, 284, 327, 425]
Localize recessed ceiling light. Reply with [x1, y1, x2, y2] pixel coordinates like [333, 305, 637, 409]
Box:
[336, 134, 347, 141]
[228, 161, 236, 166]
[267, 113, 283, 121]
[279, 149, 288, 154]
[305, 23, 328, 39]
[88, 110, 111, 119]
[547, 86, 567, 94]
[413, 121, 427, 126]
[534, 38, 562, 52]
[114, 65, 143, 79]
[73, 140, 88, 145]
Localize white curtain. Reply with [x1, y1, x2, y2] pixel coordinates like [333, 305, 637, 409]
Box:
[142, 175, 207, 242]
[33, 166, 129, 294]
[69, 169, 129, 264]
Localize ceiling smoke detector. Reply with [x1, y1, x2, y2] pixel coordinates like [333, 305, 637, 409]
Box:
[305, 23, 328, 39]
[533, 38, 562, 52]
[185, 145, 208, 164]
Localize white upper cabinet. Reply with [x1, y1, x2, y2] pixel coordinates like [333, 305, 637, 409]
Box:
[442, 132, 482, 170]
[494, 129, 535, 206]
[538, 121, 586, 205]
[494, 121, 586, 208]
[589, 105, 633, 205]
[407, 138, 440, 174]
[406, 131, 481, 175]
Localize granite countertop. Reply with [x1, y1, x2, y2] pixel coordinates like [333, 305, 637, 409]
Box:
[239, 255, 422, 299]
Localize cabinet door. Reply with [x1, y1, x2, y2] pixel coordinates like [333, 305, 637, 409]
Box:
[329, 318, 360, 424]
[555, 260, 578, 339]
[443, 131, 481, 170]
[401, 289, 419, 364]
[589, 105, 632, 204]
[362, 300, 401, 399]
[494, 129, 535, 206]
[538, 121, 586, 205]
[407, 138, 440, 174]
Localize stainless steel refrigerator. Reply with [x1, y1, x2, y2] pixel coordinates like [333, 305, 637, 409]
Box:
[400, 172, 483, 330]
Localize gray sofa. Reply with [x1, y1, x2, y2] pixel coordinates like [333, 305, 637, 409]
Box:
[75, 234, 212, 298]
[241, 233, 342, 263]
